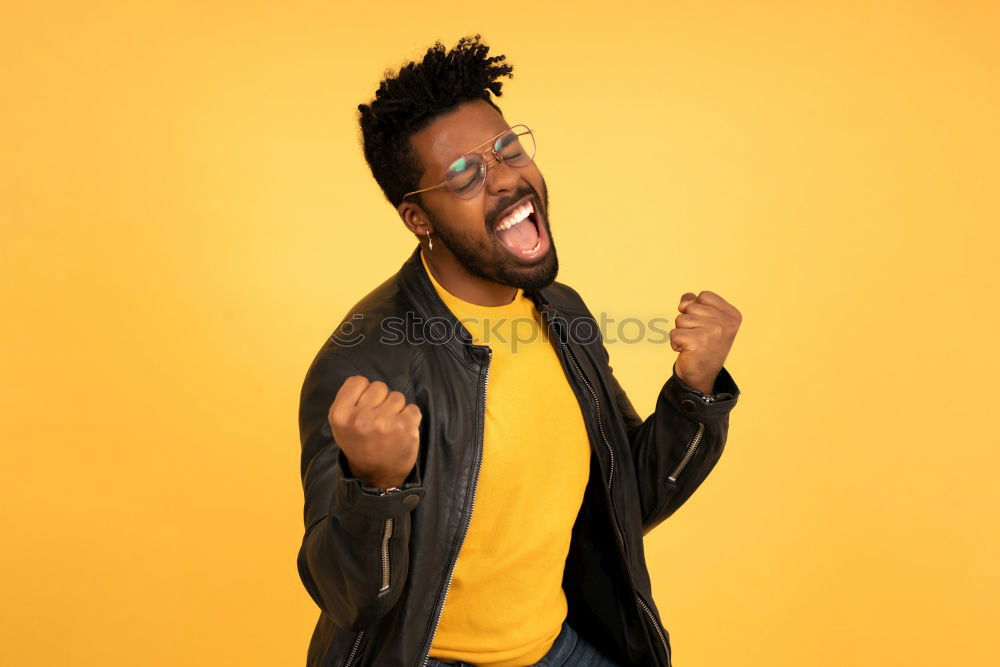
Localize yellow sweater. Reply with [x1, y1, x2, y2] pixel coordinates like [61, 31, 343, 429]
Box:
[421, 251, 592, 666]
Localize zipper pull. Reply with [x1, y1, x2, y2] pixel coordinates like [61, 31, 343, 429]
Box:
[675, 364, 717, 404]
[378, 486, 402, 496]
[688, 387, 716, 404]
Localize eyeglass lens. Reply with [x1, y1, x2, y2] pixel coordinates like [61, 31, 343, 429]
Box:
[444, 126, 536, 199]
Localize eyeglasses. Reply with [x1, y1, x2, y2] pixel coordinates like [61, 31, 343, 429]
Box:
[402, 124, 536, 201]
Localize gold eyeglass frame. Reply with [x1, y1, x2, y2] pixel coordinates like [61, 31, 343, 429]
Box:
[401, 124, 535, 201]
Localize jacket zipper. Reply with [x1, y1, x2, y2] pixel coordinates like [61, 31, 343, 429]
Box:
[342, 631, 363, 667]
[379, 517, 394, 592]
[637, 595, 670, 662]
[419, 347, 492, 666]
[557, 334, 671, 666]
[342, 485, 401, 667]
[667, 423, 705, 483]
[666, 377, 715, 483]
[377, 486, 402, 593]
[695, 389, 716, 404]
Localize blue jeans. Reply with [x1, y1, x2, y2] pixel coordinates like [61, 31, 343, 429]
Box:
[425, 618, 621, 666]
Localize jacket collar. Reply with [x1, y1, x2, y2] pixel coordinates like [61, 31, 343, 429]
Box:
[396, 245, 558, 354]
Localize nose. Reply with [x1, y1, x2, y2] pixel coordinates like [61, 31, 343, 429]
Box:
[483, 152, 520, 197]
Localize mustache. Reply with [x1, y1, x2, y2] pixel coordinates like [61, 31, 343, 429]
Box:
[486, 186, 541, 231]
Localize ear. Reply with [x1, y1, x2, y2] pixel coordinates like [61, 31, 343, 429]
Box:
[398, 199, 432, 237]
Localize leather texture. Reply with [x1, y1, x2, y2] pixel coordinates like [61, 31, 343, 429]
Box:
[297, 245, 741, 667]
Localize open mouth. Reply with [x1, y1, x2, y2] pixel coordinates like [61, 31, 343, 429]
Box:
[493, 196, 549, 261]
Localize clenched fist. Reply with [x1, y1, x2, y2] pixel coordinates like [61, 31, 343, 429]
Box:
[670, 290, 741, 395]
[328, 375, 422, 490]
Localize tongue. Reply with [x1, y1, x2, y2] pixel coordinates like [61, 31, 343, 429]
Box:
[496, 216, 539, 252]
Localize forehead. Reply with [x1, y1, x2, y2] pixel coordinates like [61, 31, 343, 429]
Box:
[408, 99, 510, 178]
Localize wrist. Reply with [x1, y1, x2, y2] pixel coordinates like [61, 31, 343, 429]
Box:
[358, 466, 414, 492]
[686, 381, 714, 396]
[672, 363, 715, 396]
[364, 477, 406, 491]
[341, 455, 396, 489]
[354, 468, 404, 489]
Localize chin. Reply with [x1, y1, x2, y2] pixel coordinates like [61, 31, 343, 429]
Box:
[499, 247, 559, 292]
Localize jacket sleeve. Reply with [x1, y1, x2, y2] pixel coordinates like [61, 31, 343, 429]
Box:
[296, 349, 425, 631]
[601, 344, 741, 535]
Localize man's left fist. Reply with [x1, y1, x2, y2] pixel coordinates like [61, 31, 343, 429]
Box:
[669, 290, 741, 395]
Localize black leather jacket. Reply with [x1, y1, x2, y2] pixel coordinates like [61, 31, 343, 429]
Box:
[297, 245, 741, 667]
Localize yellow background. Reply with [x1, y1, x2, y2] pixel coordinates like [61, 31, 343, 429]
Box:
[2, 1, 997, 665]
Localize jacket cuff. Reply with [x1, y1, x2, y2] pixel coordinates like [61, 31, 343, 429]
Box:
[665, 363, 741, 423]
[330, 449, 425, 521]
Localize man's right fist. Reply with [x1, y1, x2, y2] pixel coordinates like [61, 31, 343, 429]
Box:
[328, 375, 422, 490]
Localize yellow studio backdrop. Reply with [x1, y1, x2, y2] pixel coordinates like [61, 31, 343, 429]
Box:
[2, 1, 997, 665]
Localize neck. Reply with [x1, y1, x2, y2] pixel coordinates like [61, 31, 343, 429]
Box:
[421, 246, 517, 306]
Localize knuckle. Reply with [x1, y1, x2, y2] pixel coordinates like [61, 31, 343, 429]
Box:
[353, 414, 372, 432]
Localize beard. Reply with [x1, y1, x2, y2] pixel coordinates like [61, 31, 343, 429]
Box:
[426, 177, 559, 293]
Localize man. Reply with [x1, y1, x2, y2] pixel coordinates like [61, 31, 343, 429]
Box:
[297, 35, 742, 667]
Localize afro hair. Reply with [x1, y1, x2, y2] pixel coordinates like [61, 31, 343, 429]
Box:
[357, 34, 514, 208]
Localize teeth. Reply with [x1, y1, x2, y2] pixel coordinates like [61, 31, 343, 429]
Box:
[497, 201, 535, 230]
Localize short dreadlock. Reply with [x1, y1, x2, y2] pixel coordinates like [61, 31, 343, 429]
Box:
[357, 34, 514, 209]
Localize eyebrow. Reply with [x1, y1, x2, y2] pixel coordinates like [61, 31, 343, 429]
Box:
[442, 127, 513, 172]
[495, 131, 517, 149]
[466, 126, 513, 154]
